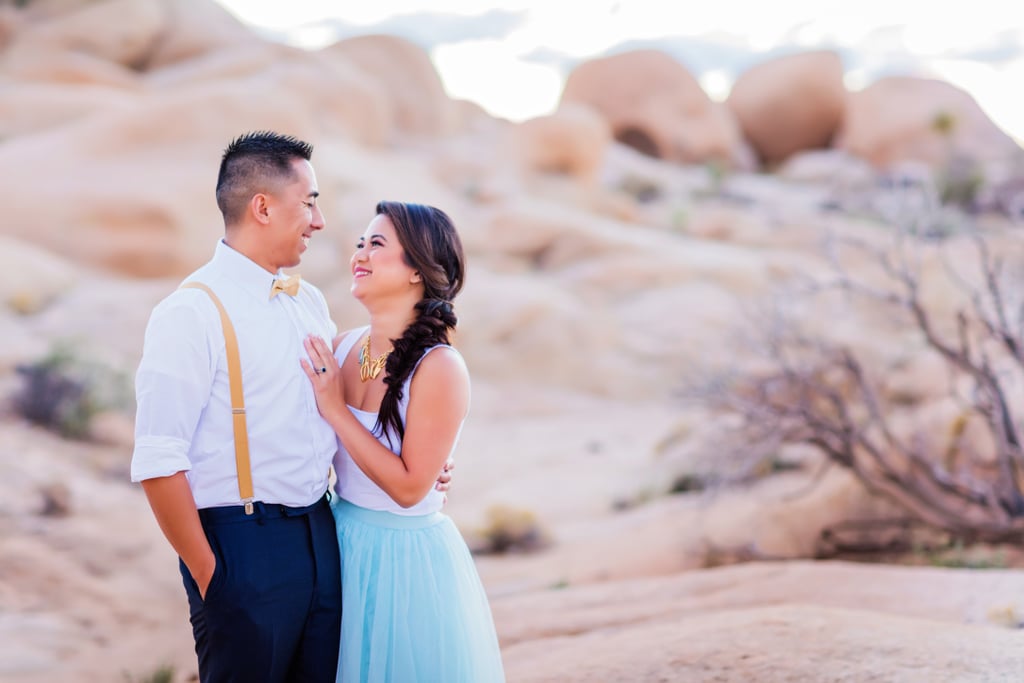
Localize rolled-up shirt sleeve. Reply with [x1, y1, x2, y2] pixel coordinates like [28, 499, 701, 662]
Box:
[130, 295, 215, 482]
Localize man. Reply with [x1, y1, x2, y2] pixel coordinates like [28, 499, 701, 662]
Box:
[131, 131, 447, 682]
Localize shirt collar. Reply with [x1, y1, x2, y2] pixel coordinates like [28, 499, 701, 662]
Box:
[212, 239, 284, 299]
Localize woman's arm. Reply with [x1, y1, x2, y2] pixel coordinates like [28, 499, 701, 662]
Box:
[302, 336, 467, 507]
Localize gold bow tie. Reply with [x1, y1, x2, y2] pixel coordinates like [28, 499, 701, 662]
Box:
[270, 275, 301, 300]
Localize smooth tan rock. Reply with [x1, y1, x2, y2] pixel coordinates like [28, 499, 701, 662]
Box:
[301, 52, 396, 146]
[684, 204, 774, 243]
[836, 76, 1023, 172]
[468, 202, 633, 270]
[0, 236, 78, 315]
[429, 123, 520, 203]
[145, 42, 294, 87]
[882, 347, 956, 405]
[456, 270, 623, 395]
[561, 49, 747, 167]
[144, 0, 260, 69]
[147, 44, 393, 147]
[86, 410, 136, 449]
[501, 596, 1024, 683]
[321, 34, 454, 137]
[2, 0, 95, 22]
[0, 48, 142, 87]
[728, 50, 846, 166]
[0, 83, 136, 138]
[0, 0, 168, 87]
[0, 5, 26, 51]
[514, 104, 612, 184]
[0, 79, 323, 277]
[449, 97, 495, 133]
[888, 396, 999, 473]
[776, 148, 877, 189]
[0, 48, 422, 277]
[493, 559, 1024, 645]
[4, 0, 163, 69]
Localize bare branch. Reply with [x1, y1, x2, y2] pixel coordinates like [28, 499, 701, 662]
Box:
[688, 218, 1024, 544]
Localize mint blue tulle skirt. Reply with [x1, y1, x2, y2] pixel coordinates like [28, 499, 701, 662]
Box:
[329, 496, 506, 683]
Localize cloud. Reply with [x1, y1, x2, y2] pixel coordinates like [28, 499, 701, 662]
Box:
[951, 30, 1024, 64]
[520, 29, 983, 97]
[267, 9, 528, 51]
[374, 9, 527, 46]
[518, 46, 578, 73]
[607, 36, 784, 77]
[521, 35, 829, 81]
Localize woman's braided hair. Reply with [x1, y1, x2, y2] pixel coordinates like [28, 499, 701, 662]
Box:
[374, 200, 465, 446]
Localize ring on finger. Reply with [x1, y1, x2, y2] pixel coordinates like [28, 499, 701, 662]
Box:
[319, 366, 327, 374]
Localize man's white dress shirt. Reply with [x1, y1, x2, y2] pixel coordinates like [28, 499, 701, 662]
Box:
[131, 240, 338, 509]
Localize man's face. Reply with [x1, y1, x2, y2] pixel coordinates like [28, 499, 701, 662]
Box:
[265, 158, 324, 270]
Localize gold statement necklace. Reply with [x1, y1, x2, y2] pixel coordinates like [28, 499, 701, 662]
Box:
[359, 334, 390, 382]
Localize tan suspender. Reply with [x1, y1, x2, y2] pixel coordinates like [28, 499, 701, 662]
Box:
[182, 282, 256, 515]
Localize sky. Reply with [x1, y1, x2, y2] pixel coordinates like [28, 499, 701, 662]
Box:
[213, 0, 1024, 144]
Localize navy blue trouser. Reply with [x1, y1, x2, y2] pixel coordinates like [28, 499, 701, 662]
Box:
[180, 494, 342, 683]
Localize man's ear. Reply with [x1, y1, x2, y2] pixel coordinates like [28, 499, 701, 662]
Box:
[251, 193, 271, 224]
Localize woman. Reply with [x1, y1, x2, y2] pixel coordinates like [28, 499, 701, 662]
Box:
[301, 201, 505, 682]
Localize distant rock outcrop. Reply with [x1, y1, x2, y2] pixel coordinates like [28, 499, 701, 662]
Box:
[0, 0, 257, 79]
[322, 34, 455, 137]
[0, 0, 162, 78]
[0, 82, 137, 138]
[515, 104, 612, 183]
[836, 76, 1022, 174]
[561, 49, 750, 169]
[0, 236, 78, 316]
[144, 0, 263, 68]
[727, 50, 846, 166]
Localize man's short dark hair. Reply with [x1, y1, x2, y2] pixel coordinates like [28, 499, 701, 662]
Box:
[215, 131, 314, 225]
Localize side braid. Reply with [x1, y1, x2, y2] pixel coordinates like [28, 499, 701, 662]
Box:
[375, 298, 458, 447]
[370, 200, 464, 448]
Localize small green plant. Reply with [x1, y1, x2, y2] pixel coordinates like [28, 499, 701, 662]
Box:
[38, 482, 72, 517]
[15, 347, 96, 438]
[611, 486, 658, 511]
[924, 540, 1008, 570]
[928, 109, 985, 209]
[473, 504, 550, 555]
[13, 343, 132, 439]
[668, 473, 706, 494]
[938, 158, 985, 208]
[987, 605, 1024, 629]
[671, 207, 689, 233]
[749, 454, 804, 479]
[616, 174, 662, 203]
[705, 159, 727, 194]
[931, 110, 956, 136]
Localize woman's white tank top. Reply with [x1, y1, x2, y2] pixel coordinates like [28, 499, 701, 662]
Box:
[330, 326, 459, 515]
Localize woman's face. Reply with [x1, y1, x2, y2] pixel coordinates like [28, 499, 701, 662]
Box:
[350, 214, 420, 302]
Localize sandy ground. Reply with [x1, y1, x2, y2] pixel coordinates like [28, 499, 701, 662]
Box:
[2, 400, 1023, 683]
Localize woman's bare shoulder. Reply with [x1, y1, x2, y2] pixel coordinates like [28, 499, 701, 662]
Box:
[332, 326, 367, 352]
